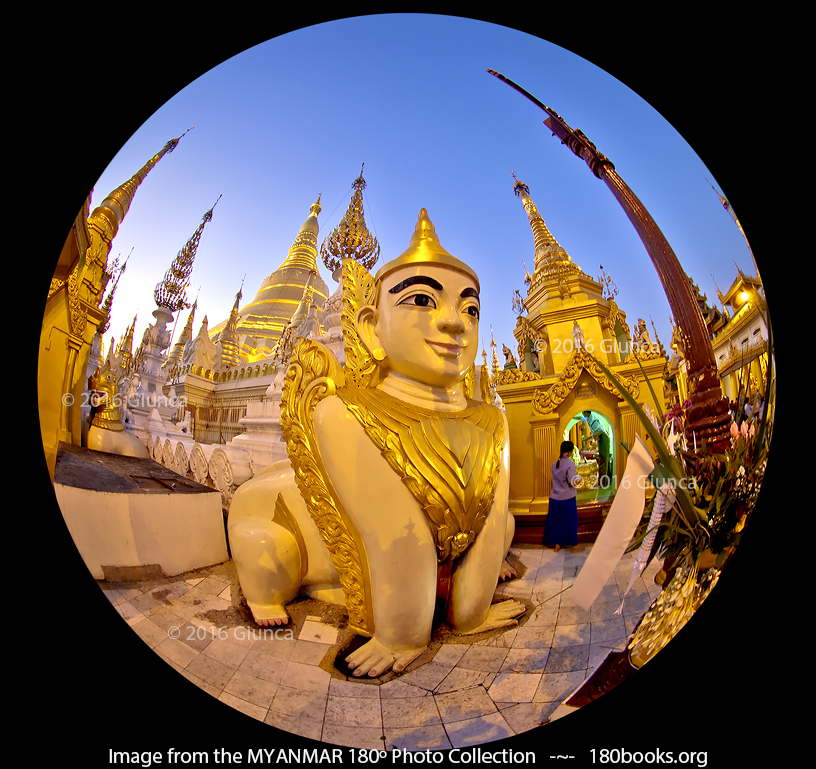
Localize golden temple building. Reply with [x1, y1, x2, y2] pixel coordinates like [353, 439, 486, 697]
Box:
[494, 176, 669, 539]
[209, 197, 329, 362]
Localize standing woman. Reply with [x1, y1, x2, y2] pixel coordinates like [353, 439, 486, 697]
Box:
[544, 440, 581, 552]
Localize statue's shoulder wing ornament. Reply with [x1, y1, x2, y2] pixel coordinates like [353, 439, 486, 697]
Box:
[279, 336, 373, 636]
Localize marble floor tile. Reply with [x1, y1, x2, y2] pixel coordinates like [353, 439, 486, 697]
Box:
[268, 683, 328, 720]
[217, 690, 268, 722]
[129, 616, 169, 648]
[499, 701, 551, 734]
[381, 695, 442, 729]
[487, 671, 542, 703]
[154, 635, 200, 668]
[264, 710, 323, 741]
[322, 723, 386, 749]
[590, 599, 626, 622]
[398, 662, 454, 691]
[435, 667, 495, 694]
[329, 677, 381, 698]
[202, 636, 253, 668]
[476, 627, 518, 648]
[434, 686, 498, 723]
[543, 644, 590, 673]
[511, 624, 555, 649]
[379, 679, 433, 699]
[500, 647, 550, 674]
[534, 670, 588, 703]
[186, 651, 235, 690]
[431, 644, 469, 667]
[384, 725, 452, 751]
[551, 622, 591, 647]
[223, 669, 279, 709]
[444, 711, 514, 748]
[237, 647, 289, 684]
[590, 617, 627, 645]
[290, 639, 330, 666]
[325, 694, 383, 728]
[458, 645, 509, 673]
[280, 660, 331, 693]
[525, 602, 559, 627]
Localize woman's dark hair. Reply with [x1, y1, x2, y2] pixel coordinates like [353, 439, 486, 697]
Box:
[556, 440, 575, 469]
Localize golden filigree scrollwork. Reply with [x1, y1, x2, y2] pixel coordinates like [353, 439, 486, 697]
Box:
[279, 337, 372, 635]
[338, 387, 505, 562]
[532, 348, 640, 414]
[67, 263, 87, 337]
[341, 257, 381, 389]
[495, 368, 541, 385]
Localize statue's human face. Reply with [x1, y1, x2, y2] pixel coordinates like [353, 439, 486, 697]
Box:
[372, 264, 480, 388]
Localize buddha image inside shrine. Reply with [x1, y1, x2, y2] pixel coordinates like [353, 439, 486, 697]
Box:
[39, 16, 775, 755]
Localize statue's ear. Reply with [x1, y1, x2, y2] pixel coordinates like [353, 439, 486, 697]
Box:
[355, 304, 380, 357]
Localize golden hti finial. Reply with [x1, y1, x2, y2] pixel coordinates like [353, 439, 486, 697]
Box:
[154, 196, 220, 312]
[320, 164, 380, 276]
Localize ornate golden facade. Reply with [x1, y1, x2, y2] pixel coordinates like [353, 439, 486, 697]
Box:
[494, 177, 669, 517]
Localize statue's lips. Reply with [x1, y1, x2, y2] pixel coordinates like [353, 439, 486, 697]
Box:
[426, 340, 465, 359]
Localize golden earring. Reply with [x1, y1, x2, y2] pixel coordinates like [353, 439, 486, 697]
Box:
[372, 347, 387, 362]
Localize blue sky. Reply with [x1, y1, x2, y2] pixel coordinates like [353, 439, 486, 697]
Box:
[86, 14, 758, 376]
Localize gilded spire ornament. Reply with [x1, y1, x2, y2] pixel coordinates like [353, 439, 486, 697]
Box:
[154, 196, 220, 312]
[320, 165, 380, 276]
[86, 129, 191, 275]
[511, 172, 574, 278]
[97, 249, 131, 335]
[281, 195, 323, 271]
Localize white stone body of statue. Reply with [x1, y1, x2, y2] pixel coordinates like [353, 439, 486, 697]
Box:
[228, 209, 522, 678]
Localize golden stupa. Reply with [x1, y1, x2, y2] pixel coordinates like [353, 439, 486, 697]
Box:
[210, 197, 329, 362]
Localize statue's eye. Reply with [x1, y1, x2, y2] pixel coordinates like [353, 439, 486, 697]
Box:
[399, 293, 436, 309]
[463, 305, 480, 319]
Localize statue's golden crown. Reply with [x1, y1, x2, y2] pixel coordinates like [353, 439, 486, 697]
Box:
[374, 209, 479, 291]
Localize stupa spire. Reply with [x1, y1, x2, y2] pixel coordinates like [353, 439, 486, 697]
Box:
[320, 164, 380, 277]
[281, 194, 322, 271]
[153, 196, 220, 312]
[512, 172, 573, 276]
[87, 129, 191, 260]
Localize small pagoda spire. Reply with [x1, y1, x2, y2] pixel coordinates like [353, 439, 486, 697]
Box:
[320, 164, 380, 279]
[97, 248, 132, 335]
[115, 315, 137, 376]
[512, 172, 573, 276]
[154, 195, 220, 312]
[219, 281, 244, 368]
[163, 297, 198, 374]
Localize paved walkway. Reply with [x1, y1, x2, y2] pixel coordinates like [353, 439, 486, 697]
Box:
[101, 543, 663, 750]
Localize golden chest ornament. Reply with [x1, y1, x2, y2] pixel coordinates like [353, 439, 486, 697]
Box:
[337, 387, 505, 562]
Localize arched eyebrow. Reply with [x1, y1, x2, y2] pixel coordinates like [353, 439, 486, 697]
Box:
[460, 287, 479, 300]
[387, 275, 444, 294]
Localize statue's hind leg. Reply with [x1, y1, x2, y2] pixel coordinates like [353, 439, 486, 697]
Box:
[229, 515, 301, 626]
